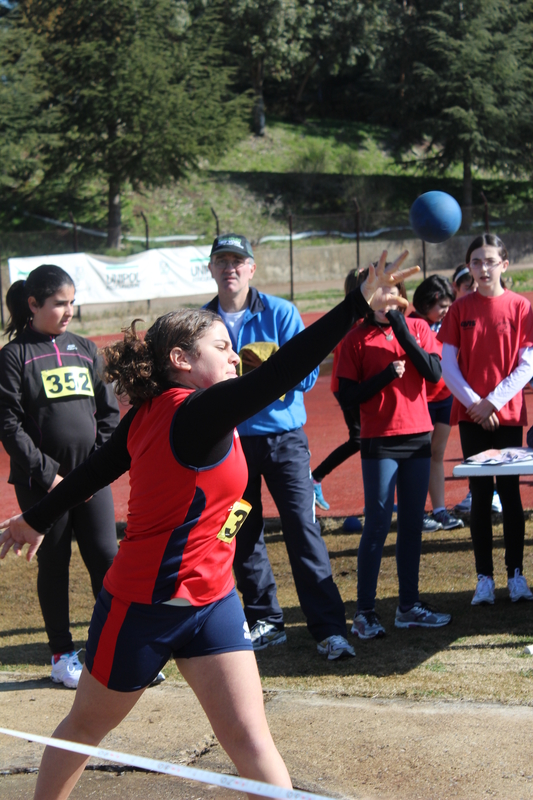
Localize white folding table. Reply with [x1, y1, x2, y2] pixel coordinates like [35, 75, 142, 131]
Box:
[453, 448, 533, 477]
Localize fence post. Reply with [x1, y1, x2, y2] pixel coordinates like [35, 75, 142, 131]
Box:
[210, 207, 220, 237]
[139, 211, 149, 250]
[288, 213, 294, 302]
[68, 212, 78, 253]
[480, 191, 490, 233]
[352, 197, 360, 270]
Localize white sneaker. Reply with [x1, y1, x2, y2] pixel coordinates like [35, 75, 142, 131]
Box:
[317, 635, 355, 661]
[471, 575, 495, 606]
[50, 650, 83, 688]
[491, 491, 502, 513]
[508, 569, 533, 602]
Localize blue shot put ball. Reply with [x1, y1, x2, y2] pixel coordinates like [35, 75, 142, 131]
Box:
[343, 516, 363, 533]
[409, 191, 462, 244]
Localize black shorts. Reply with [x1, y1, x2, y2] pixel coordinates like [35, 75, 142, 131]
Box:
[85, 587, 253, 692]
[428, 395, 453, 427]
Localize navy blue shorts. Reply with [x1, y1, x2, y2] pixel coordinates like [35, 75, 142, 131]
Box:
[85, 587, 253, 692]
[429, 395, 453, 427]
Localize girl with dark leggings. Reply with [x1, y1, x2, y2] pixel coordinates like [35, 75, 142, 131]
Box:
[438, 234, 533, 605]
[336, 269, 452, 640]
[0, 265, 120, 688]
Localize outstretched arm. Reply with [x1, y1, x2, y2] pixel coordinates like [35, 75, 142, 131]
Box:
[181, 252, 420, 451]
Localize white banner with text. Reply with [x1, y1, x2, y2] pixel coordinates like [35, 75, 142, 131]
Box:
[8, 246, 217, 305]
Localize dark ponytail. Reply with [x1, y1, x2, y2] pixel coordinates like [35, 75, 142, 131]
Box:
[5, 264, 75, 340]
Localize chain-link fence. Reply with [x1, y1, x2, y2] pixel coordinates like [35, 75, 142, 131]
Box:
[3, 200, 533, 313]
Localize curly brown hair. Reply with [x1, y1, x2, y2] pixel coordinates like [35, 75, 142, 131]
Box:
[102, 309, 222, 406]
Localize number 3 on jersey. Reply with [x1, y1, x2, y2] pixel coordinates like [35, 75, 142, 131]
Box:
[217, 500, 252, 543]
[41, 366, 94, 399]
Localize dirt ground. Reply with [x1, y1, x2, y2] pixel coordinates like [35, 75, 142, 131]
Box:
[2, 283, 533, 798]
[1, 519, 533, 800]
[2, 675, 533, 800]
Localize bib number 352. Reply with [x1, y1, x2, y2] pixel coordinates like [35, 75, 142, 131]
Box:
[217, 500, 252, 543]
[41, 367, 94, 399]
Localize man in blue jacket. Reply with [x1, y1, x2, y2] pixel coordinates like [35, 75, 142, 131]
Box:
[206, 233, 354, 660]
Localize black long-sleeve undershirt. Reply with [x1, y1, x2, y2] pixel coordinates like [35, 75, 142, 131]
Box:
[337, 365, 399, 411]
[386, 309, 441, 383]
[24, 288, 371, 533]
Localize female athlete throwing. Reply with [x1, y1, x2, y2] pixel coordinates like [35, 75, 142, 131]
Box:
[0, 252, 418, 800]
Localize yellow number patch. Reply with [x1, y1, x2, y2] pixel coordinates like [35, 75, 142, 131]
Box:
[217, 500, 252, 543]
[41, 367, 94, 399]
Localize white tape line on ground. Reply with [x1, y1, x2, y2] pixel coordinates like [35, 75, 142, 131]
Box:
[0, 727, 332, 800]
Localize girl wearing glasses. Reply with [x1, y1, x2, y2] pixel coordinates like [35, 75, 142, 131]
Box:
[438, 234, 533, 605]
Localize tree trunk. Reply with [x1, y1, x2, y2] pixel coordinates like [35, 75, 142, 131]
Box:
[462, 147, 473, 231]
[291, 56, 319, 122]
[107, 177, 122, 249]
[251, 56, 265, 136]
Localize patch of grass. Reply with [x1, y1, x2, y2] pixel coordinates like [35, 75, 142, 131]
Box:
[505, 271, 533, 293]
[519, 669, 533, 678]
[425, 661, 447, 673]
[212, 119, 397, 177]
[2, 519, 532, 703]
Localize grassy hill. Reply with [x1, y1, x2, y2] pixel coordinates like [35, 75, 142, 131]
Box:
[2, 118, 533, 258]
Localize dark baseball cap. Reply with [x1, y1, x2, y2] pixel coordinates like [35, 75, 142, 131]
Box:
[210, 233, 254, 259]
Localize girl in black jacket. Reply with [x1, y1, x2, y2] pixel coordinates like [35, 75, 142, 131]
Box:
[0, 265, 120, 688]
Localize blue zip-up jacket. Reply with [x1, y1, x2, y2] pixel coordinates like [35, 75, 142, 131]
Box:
[205, 288, 319, 436]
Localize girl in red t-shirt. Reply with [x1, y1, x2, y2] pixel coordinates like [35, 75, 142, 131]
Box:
[438, 233, 533, 606]
[411, 275, 463, 532]
[336, 268, 452, 640]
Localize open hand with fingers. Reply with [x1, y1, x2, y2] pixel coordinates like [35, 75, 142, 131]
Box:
[360, 250, 420, 310]
[0, 514, 44, 561]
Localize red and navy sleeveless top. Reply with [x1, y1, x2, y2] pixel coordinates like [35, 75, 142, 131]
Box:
[103, 388, 248, 606]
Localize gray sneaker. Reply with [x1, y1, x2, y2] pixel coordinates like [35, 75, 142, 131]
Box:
[431, 510, 464, 530]
[422, 514, 442, 532]
[317, 635, 355, 660]
[351, 610, 386, 640]
[394, 602, 451, 629]
[250, 620, 287, 651]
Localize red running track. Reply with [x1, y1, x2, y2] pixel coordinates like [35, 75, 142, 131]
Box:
[2, 311, 533, 521]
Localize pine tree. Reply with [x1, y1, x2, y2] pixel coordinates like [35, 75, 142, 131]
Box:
[369, 0, 528, 211]
[1, 1, 249, 246]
